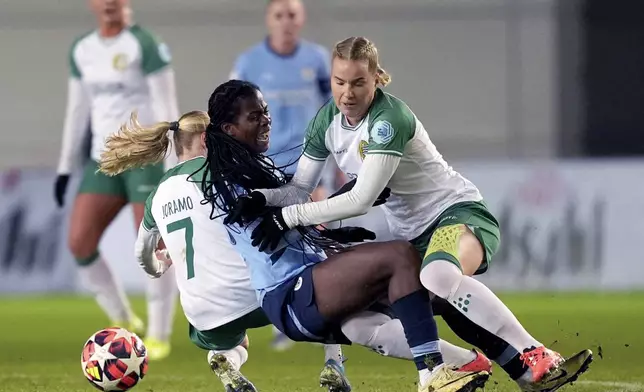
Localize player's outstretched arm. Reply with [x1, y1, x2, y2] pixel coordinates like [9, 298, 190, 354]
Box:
[254, 154, 327, 206]
[281, 154, 401, 228]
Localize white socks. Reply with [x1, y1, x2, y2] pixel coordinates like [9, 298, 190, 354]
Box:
[78, 255, 134, 323]
[145, 265, 178, 341]
[420, 260, 541, 353]
[208, 345, 249, 371]
[342, 311, 412, 359]
[419, 363, 445, 386]
[323, 344, 344, 364]
[340, 310, 476, 367]
[440, 340, 477, 368]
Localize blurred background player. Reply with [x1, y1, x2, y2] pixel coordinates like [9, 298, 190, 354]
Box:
[53, 0, 179, 360]
[229, 0, 344, 351]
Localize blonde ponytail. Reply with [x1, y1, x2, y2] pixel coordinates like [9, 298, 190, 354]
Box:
[376, 66, 391, 87]
[99, 112, 171, 176]
[100, 110, 210, 176]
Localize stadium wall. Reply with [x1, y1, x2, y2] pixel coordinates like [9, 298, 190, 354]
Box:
[0, 159, 640, 295]
[1, 0, 555, 169]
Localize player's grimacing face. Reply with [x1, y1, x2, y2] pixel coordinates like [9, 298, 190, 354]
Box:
[331, 58, 377, 123]
[226, 92, 272, 154]
[90, 0, 128, 25]
[266, 0, 305, 43]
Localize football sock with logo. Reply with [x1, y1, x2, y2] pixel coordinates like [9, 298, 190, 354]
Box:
[77, 252, 136, 323]
[420, 260, 541, 353]
[340, 310, 476, 367]
[433, 297, 527, 379]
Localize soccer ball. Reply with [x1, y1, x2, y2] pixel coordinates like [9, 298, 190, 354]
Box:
[81, 327, 148, 391]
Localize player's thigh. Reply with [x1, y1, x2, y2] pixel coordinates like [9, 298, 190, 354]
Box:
[131, 203, 145, 228]
[188, 308, 270, 351]
[68, 194, 127, 258]
[420, 201, 500, 276]
[123, 163, 164, 204]
[69, 162, 127, 258]
[312, 240, 419, 321]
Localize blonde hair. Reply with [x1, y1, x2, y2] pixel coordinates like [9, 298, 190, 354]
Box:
[99, 110, 210, 176]
[333, 36, 391, 87]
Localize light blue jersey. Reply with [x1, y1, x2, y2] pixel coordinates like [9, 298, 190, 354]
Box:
[226, 222, 325, 305]
[231, 39, 331, 173]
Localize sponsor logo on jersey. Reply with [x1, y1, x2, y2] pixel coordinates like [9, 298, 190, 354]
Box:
[371, 120, 394, 144]
[112, 53, 129, 71]
[358, 140, 369, 160]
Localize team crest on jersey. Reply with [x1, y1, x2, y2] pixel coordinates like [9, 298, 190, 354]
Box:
[112, 53, 128, 71]
[370, 120, 394, 145]
[301, 67, 315, 81]
[358, 140, 369, 161]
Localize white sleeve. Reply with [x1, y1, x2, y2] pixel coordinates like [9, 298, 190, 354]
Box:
[146, 67, 180, 170]
[57, 77, 90, 174]
[281, 154, 401, 228]
[134, 222, 169, 278]
[254, 155, 327, 206]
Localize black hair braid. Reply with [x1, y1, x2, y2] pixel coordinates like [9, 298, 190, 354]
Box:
[264, 96, 335, 173]
[197, 80, 345, 253]
[199, 80, 285, 216]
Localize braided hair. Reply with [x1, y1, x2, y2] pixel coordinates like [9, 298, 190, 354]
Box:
[199, 80, 285, 214]
[198, 79, 343, 253]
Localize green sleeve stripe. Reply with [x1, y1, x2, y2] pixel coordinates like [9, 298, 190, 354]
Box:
[143, 186, 158, 230]
[303, 152, 328, 161]
[142, 219, 155, 231]
[143, 208, 156, 230]
[366, 150, 404, 157]
[130, 25, 170, 75]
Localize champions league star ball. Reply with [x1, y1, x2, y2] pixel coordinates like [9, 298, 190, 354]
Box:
[81, 327, 148, 391]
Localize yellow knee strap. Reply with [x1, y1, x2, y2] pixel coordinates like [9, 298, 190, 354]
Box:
[424, 224, 466, 261]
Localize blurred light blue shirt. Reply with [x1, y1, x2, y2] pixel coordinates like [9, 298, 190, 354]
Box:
[231, 38, 331, 174]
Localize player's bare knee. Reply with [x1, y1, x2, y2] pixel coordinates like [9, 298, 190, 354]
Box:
[240, 335, 250, 350]
[68, 230, 97, 260]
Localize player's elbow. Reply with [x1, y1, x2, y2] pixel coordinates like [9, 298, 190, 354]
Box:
[355, 202, 373, 216]
[344, 192, 373, 216]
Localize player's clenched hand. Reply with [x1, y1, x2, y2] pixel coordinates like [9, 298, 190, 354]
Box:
[251, 207, 289, 252]
[54, 174, 70, 207]
[149, 249, 172, 278]
[320, 227, 376, 244]
[224, 191, 267, 226]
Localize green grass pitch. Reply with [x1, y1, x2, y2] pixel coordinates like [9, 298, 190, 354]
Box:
[1, 292, 642, 392]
